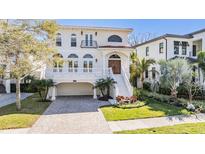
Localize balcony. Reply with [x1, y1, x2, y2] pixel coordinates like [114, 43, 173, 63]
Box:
[81, 40, 98, 48]
[45, 68, 106, 83]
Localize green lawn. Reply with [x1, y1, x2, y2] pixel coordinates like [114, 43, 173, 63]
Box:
[101, 99, 190, 121]
[114, 122, 205, 134]
[0, 93, 50, 130]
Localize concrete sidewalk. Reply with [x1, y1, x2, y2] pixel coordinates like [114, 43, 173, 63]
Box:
[108, 113, 205, 132]
[0, 93, 33, 108]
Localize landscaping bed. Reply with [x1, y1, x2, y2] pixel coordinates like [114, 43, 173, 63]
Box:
[100, 99, 190, 121]
[0, 93, 50, 130]
[114, 122, 205, 134]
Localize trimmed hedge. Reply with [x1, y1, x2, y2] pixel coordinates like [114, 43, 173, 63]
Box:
[10, 83, 37, 93]
[134, 88, 205, 113]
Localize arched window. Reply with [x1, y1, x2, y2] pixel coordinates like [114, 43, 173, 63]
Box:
[68, 54, 78, 58]
[56, 33, 62, 46]
[53, 53, 64, 72]
[68, 54, 78, 72]
[83, 54, 93, 58]
[109, 54, 120, 59]
[108, 35, 122, 42]
[71, 34, 77, 47]
[83, 54, 93, 72]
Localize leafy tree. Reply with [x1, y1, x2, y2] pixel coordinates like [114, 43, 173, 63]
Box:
[159, 58, 190, 101]
[31, 79, 54, 101]
[182, 74, 201, 104]
[197, 51, 205, 83]
[0, 20, 58, 110]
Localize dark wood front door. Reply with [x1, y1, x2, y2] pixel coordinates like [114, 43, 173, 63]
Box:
[108, 60, 121, 74]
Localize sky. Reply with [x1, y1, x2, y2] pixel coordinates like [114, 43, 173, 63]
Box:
[57, 19, 205, 37]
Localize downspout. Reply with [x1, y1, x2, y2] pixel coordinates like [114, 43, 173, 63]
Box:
[163, 37, 168, 61]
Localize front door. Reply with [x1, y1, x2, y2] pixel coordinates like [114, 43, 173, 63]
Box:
[108, 60, 121, 74]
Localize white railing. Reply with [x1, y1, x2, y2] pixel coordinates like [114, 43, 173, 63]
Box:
[45, 68, 103, 80]
[122, 67, 133, 96]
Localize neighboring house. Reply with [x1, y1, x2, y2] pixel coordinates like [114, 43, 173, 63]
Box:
[46, 25, 134, 100]
[135, 28, 205, 88]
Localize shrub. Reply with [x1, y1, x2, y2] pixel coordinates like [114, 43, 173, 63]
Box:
[10, 83, 37, 93]
[158, 85, 171, 95]
[133, 88, 141, 98]
[143, 82, 151, 91]
[116, 95, 138, 105]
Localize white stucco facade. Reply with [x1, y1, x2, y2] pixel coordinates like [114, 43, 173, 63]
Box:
[46, 25, 134, 100]
[135, 29, 205, 88]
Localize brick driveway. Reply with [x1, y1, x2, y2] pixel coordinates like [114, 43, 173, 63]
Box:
[29, 96, 112, 134]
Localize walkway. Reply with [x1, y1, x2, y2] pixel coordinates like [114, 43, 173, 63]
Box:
[108, 113, 205, 132]
[29, 96, 112, 134]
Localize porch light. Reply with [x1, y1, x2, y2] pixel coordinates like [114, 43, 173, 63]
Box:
[95, 58, 98, 62]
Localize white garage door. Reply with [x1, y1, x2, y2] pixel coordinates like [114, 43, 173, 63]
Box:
[56, 83, 93, 96]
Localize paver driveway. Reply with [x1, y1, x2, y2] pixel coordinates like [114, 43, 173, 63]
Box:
[29, 96, 112, 134]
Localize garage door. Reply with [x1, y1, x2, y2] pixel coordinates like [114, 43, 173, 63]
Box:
[56, 83, 93, 96]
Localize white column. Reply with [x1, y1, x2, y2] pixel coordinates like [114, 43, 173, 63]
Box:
[93, 87, 97, 99]
[5, 79, 10, 93]
[51, 86, 56, 101]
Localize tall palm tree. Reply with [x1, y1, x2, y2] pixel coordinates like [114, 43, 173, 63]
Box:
[136, 58, 155, 89]
[130, 52, 139, 87]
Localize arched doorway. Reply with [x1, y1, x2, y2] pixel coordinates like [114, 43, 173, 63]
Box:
[108, 54, 121, 74]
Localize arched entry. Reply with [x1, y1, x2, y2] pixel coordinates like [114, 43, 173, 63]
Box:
[108, 54, 121, 74]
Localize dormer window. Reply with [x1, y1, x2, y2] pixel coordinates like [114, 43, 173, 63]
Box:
[71, 34, 77, 47]
[56, 33, 62, 46]
[108, 35, 122, 42]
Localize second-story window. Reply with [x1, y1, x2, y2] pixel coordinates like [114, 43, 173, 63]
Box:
[182, 41, 188, 55]
[71, 34, 77, 47]
[108, 35, 122, 42]
[146, 47, 149, 56]
[174, 41, 180, 55]
[56, 33, 62, 46]
[159, 42, 164, 53]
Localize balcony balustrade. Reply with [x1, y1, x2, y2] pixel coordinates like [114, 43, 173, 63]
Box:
[81, 40, 98, 48]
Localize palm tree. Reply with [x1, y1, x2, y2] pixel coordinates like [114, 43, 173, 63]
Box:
[130, 52, 139, 87]
[136, 58, 155, 89]
[95, 77, 116, 100]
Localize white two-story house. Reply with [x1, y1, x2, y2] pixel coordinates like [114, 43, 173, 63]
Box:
[135, 28, 205, 88]
[46, 25, 134, 100]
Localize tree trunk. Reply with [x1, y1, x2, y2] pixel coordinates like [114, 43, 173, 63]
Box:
[44, 86, 49, 101]
[16, 78, 21, 110]
[141, 73, 144, 89]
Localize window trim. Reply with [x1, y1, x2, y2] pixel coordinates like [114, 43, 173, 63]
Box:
[108, 35, 122, 42]
[71, 34, 77, 47]
[56, 33, 62, 47]
[159, 42, 164, 53]
[174, 41, 180, 55]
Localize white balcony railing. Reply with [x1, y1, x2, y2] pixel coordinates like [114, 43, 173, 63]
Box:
[45, 68, 104, 82]
[81, 40, 98, 48]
